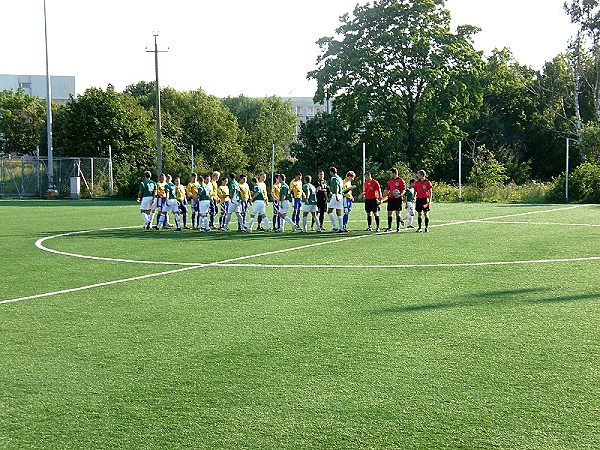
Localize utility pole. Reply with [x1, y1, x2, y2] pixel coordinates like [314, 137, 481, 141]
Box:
[146, 33, 168, 176]
[44, 0, 54, 195]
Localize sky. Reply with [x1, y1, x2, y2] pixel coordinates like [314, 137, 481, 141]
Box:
[1, 0, 577, 98]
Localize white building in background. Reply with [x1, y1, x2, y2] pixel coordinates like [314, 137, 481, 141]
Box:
[283, 97, 330, 136]
[0, 74, 75, 104]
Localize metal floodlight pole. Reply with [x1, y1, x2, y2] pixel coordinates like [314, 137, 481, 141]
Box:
[458, 141, 462, 201]
[566, 138, 570, 201]
[146, 33, 168, 176]
[362, 142, 366, 181]
[44, 0, 54, 193]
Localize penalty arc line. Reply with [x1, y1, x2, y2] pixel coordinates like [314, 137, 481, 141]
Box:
[2, 233, 370, 305]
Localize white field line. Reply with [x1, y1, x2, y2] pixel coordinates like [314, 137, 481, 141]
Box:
[2, 204, 595, 306]
[473, 220, 600, 227]
[2, 233, 369, 305]
[215, 256, 600, 270]
[0, 265, 202, 305]
[33, 227, 198, 266]
[430, 204, 589, 228]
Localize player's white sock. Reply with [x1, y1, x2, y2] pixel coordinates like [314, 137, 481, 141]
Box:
[285, 216, 295, 228]
[302, 215, 308, 231]
[148, 212, 154, 224]
[262, 216, 270, 231]
[175, 214, 181, 229]
[141, 212, 148, 226]
[314, 215, 321, 230]
[338, 215, 344, 230]
[248, 217, 255, 231]
[329, 212, 337, 229]
[408, 215, 414, 227]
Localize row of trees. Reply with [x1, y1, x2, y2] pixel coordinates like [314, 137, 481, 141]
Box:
[292, 0, 600, 189]
[1, 0, 599, 198]
[0, 85, 297, 195]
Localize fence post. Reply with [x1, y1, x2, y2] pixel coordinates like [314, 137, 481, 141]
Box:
[108, 145, 114, 197]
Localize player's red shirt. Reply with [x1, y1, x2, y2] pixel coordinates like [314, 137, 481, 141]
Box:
[415, 179, 433, 198]
[386, 177, 406, 198]
[363, 179, 381, 200]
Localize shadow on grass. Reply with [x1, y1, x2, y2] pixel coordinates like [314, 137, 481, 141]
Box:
[55, 227, 348, 243]
[374, 288, 599, 314]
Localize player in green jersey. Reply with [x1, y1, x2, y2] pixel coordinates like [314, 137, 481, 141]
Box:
[137, 171, 156, 230]
[402, 179, 416, 229]
[276, 174, 299, 232]
[327, 166, 344, 232]
[197, 175, 212, 232]
[246, 177, 271, 233]
[301, 175, 321, 232]
[225, 173, 244, 231]
[158, 174, 182, 231]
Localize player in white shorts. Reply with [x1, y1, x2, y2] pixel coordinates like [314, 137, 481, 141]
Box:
[327, 166, 344, 232]
[159, 174, 182, 230]
[246, 177, 271, 232]
[276, 174, 299, 232]
[197, 175, 212, 232]
[301, 175, 320, 232]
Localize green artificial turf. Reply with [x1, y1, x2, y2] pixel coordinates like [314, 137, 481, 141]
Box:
[1, 200, 599, 449]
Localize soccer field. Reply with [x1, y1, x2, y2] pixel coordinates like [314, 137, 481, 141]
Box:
[1, 200, 599, 449]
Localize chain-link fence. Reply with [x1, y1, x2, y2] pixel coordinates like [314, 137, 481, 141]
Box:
[0, 155, 113, 198]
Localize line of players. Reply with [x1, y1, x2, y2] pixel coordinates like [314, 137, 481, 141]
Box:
[137, 166, 432, 233]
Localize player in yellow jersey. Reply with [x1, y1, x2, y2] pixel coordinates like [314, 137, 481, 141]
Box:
[209, 171, 220, 229]
[238, 174, 251, 230]
[174, 176, 190, 229]
[271, 174, 281, 231]
[289, 172, 303, 227]
[342, 171, 357, 232]
[217, 176, 231, 230]
[153, 173, 167, 228]
[186, 172, 200, 229]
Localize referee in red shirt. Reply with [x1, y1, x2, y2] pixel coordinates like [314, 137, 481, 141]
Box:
[414, 169, 433, 232]
[358, 171, 382, 232]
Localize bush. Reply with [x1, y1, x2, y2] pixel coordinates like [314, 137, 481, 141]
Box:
[431, 182, 553, 203]
[433, 182, 460, 202]
[568, 163, 600, 202]
[545, 163, 600, 203]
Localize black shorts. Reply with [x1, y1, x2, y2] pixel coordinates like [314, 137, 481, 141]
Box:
[387, 197, 403, 212]
[416, 197, 430, 212]
[365, 198, 380, 214]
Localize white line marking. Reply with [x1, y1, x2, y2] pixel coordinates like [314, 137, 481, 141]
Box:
[431, 204, 589, 228]
[35, 227, 199, 266]
[213, 256, 600, 269]
[2, 233, 369, 305]
[0, 265, 202, 305]
[472, 220, 600, 227]
[4, 204, 596, 305]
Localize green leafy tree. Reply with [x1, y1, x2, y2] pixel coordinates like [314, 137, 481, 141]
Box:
[579, 121, 600, 162]
[126, 83, 247, 176]
[223, 95, 297, 174]
[53, 85, 156, 195]
[0, 89, 47, 154]
[467, 145, 508, 188]
[290, 111, 360, 175]
[309, 0, 483, 175]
